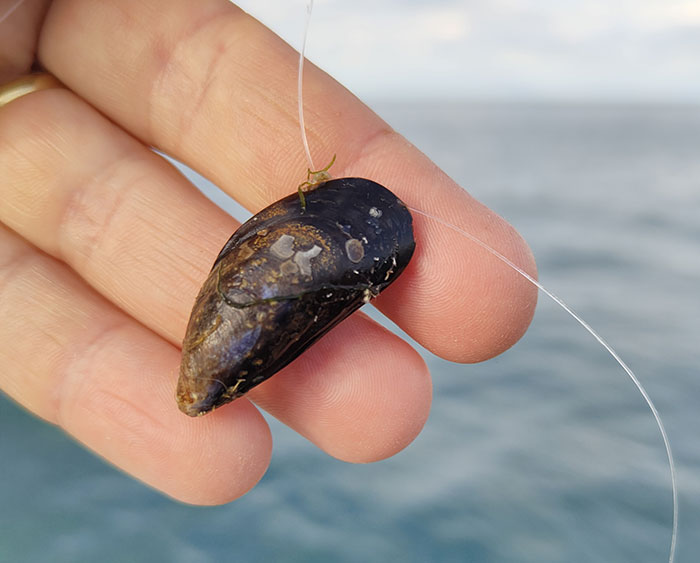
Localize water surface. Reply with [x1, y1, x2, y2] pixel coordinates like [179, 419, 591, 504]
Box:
[2, 102, 699, 562]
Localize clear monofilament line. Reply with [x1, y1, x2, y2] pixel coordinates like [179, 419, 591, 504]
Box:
[408, 206, 678, 563]
[294, 1, 677, 560]
[0, 0, 26, 25]
[297, 0, 315, 172]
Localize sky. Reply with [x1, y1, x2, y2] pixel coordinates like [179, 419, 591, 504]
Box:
[235, 0, 700, 102]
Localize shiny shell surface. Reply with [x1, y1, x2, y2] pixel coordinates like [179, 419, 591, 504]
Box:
[176, 178, 415, 416]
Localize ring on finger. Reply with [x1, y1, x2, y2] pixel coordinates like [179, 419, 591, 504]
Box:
[0, 72, 63, 108]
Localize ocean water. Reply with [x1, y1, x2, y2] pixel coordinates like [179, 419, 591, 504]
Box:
[1, 102, 699, 562]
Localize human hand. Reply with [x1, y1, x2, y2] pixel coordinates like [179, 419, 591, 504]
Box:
[0, 0, 537, 504]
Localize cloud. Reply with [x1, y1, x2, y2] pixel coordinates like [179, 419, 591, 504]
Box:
[235, 0, 700, 102]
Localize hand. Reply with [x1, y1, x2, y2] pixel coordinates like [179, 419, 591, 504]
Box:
[0, 0, 537, 505]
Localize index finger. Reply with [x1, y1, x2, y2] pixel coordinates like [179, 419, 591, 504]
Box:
[39, 0, 537, 362]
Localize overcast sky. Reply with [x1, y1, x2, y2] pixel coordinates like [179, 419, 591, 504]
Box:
[235, 0, 700, 102]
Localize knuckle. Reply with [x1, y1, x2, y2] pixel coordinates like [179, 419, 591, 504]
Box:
[56, 154, 139, 271]
[147, 7, 246, 151]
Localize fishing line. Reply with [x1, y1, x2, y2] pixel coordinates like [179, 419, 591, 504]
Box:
[407, 207, 678, 563]
[296, 1, 677, 562]
[0, 0, 678, 560]
[297, 0, 316, 172]
[0, 0, 25, 25]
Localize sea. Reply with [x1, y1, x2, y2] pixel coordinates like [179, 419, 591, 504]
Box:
[1, 102, 699, 562]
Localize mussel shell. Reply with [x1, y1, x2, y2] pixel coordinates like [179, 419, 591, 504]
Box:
[176, 178, 415, 416]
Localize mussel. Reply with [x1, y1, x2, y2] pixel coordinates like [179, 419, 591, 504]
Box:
[176, 177, 415, 416]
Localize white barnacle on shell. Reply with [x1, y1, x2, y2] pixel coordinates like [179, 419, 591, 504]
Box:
[294, 245, 322, 276]
[270, 234, 296, 259]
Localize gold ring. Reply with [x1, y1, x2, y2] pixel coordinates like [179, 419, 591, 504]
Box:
[0, 72, 63, 108]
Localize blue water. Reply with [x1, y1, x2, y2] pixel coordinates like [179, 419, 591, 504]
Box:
[2, 103, 699, 562]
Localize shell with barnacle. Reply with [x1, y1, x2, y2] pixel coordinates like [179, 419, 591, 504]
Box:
[176, 177, 415, 416]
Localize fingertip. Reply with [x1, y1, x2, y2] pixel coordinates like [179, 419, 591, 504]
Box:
[313, 334, 432, 464]
[364, 151, 539, 364]
[58, 329, 273, 506]
[431, 210, 538, 363]
[250, 314, 432, 464]
[168, 399, 273, 506]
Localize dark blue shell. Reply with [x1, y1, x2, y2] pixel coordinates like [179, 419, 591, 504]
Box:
[177, 178, 415, 416]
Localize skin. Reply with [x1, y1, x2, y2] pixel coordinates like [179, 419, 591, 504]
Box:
[0, 0, 537, 505]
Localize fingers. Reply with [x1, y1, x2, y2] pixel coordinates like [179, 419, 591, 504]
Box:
[248, 314, 431, 463]
[0, 224, 271, 504]
[0, 86, 432, 465]
[0, 88, 235, 346]
[38, 0, 538, 363]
